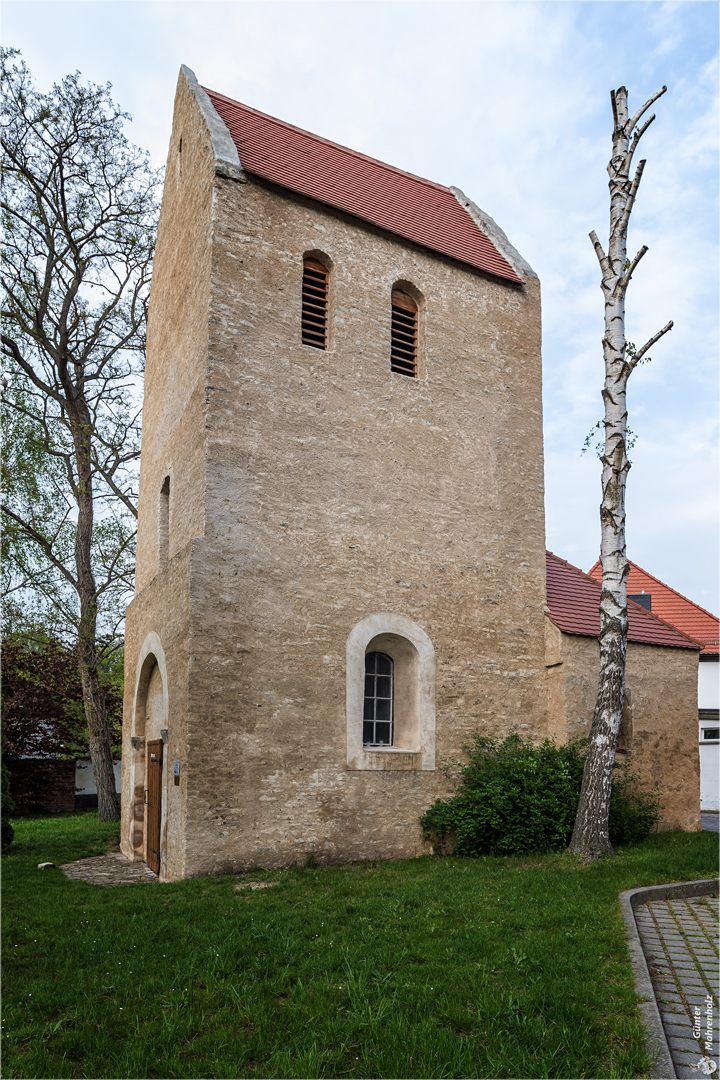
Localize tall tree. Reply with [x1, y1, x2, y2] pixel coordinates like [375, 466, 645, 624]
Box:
[569, 86, 673, 861]
[1, 49, 160, 820]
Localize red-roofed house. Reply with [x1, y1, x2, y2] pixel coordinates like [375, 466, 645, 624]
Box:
[545, 552, 701, 831]
[587, 559, 719, 813]
[121, 66, 546, 879]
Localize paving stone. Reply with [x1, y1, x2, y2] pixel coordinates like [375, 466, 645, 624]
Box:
[666, 1024, 702, 1039]
[662, 1010, 693, 1023]
[669, 1036, 706, 1053]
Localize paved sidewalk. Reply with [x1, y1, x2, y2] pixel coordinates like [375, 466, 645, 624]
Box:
[635, 895, 719, 1078]
[60, 853, 160, 886]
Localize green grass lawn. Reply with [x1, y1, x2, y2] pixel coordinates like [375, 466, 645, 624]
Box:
[3, 815, 717, 1080]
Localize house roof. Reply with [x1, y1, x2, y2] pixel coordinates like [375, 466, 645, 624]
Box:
[587, 559, 719, 654]
[546, 551, 701, 650]
[203, 88, 524, 286]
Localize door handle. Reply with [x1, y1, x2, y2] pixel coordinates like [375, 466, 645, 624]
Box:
[144, 789, 149, 804]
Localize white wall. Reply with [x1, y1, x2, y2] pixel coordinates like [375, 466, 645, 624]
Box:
[698, 657, 719, 812]
[698, 659, 719, 709]
[75, 760, 122, 796]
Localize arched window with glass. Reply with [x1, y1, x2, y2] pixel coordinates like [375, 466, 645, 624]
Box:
[363, 652, 393, 745]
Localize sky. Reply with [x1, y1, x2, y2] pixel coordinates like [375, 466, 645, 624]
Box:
[5, 0, 718, 611]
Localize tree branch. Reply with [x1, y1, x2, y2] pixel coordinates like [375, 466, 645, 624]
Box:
[623, 113, 656, 173]
[615, 244, 648, 296]
[628, 85, 667, 134]
[628, 321, 674, 373]
[611, 159, 646, 243]
[589, 231, 612, 278]
[0, 334, 65, 406]
[1, 503, 78, 587]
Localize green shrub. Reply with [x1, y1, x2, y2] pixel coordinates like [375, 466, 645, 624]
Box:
[609, 766, 663, 845]
[421, 732, 661, 856]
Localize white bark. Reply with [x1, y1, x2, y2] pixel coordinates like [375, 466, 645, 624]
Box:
[569, 86, 673, 861]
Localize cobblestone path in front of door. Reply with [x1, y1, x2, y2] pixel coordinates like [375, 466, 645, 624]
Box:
[635, 895, 719, 1079]
[60, 853, 160, 886]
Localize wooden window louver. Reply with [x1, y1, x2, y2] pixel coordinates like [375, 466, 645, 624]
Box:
[301, 258, 329, 349]
[390, 290, 418, 377]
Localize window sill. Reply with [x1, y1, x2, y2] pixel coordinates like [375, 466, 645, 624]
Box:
[363, 746, 419, 753]
[353, 748, 422, 771]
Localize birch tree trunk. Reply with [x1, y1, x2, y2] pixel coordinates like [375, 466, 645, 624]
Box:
[569, 85, 673, 862]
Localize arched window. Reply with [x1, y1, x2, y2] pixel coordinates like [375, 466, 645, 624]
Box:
[391, 290, 418, 377]
[346, 613, 436, 771]
[363, 652, 393, 745]
[301, 258, 329, 349]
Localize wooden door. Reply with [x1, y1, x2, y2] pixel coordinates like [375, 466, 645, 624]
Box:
[145, 739, 163, 875]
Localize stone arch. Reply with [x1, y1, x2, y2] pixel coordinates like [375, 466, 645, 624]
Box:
[346, 613, 435, 771]
[129, 633, 169, 863]
[391, 278, 425, 311]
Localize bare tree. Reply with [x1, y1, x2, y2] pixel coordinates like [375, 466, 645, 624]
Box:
[1, 49, 160, 820]
[569, 85, 673, 862]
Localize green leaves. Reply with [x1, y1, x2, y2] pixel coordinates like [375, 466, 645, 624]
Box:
[421, 732, 661, 856]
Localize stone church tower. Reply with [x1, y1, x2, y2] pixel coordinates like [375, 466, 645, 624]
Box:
[120, 66, 547, 880]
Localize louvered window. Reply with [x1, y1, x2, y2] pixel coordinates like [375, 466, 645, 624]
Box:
[301, 258, 329, 349]
[391, 290, 418, 377]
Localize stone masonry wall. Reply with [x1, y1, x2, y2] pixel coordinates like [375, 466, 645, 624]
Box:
[132, 73, 216, 594]
[122, 72, 217, 875]
[121, 535, 193, 877]
[549, 624, 700, 831]
[180, 162, 547, 875]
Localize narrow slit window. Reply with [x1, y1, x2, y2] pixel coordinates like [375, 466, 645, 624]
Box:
[159, 476, 170, 570]
[391, 290, 418, 377]
[301, 258, 328, 349]
[363, 652, 393, 746]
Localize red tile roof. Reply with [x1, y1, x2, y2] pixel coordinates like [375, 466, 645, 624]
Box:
[588, 559, 719, 654]
[203, 88, 523, 286]
[546, 552, 700, 650]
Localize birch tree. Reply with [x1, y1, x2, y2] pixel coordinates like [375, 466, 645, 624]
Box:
[1, 50, 160, 820]
[569, 85, 673, 862]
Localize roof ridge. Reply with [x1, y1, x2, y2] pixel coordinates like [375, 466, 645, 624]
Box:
[203, 87, 453, 197]
[546, 551, 701, 648]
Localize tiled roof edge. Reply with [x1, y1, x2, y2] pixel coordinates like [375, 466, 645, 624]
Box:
[203, 87, 459, 197]
[543, 608, 597, 638]
[626, 597, 703, 650]
[590, 558, 720, 626]
[451, 187, 536, 283]
[547, 551, 702, 650]
[180, 66, 245, 182]
[587, 557, 716, 639]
